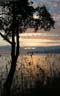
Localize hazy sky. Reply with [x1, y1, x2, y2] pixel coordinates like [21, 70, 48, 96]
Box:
[33, 0, 60, 28]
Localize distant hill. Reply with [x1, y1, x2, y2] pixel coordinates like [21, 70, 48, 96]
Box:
[0, 45, 60, 54]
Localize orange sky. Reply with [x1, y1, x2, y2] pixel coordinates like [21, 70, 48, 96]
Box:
[20, 27, 60, 47]
[0, 27, 60, 47]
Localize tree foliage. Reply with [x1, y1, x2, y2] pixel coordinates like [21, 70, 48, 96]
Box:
[0, 0, 55, 37]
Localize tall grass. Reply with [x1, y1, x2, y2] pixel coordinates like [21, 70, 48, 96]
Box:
[0, 54, 60, 95]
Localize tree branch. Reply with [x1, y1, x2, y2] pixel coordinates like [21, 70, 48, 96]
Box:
[0, 32, 13, 45]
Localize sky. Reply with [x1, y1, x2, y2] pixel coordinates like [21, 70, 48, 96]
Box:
[32, 0, 60, 28]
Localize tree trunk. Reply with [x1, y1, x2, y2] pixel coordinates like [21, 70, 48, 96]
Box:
[2, 4, 19, 96]
[2, 26, 19, 96]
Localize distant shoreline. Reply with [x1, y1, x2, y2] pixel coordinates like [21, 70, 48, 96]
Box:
[0, 45, 60, 54]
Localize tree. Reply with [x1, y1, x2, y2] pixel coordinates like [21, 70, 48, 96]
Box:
[0, 0, 55, 96]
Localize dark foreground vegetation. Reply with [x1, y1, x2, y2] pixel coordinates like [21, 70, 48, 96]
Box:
[5, 72, 60, 96]
[0, 54, 60, 96]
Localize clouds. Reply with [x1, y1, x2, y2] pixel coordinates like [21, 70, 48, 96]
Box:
[33, 0, 60, 14]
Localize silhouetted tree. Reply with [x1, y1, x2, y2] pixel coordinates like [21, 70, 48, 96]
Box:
[0, 0, 55, 96]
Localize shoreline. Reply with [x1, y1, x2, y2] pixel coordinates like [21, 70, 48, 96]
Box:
[0, 45, 60, 54]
